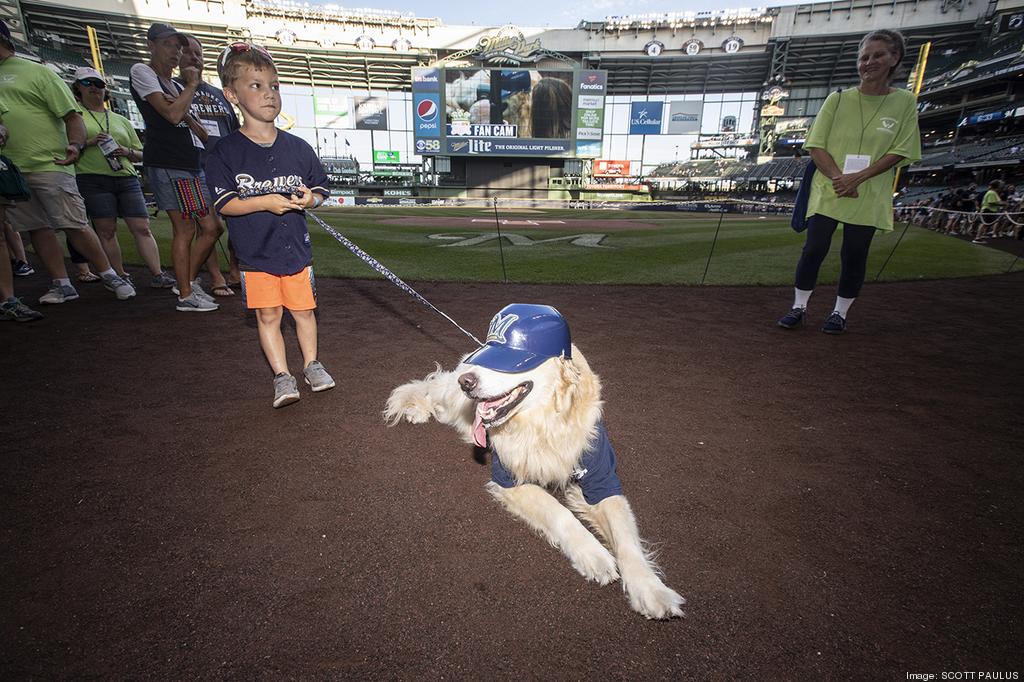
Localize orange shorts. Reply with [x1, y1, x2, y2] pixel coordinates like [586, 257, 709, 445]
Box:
[240, 267, 317, 310]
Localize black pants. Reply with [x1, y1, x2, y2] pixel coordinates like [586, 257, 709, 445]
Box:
[795, 214, 877, 299]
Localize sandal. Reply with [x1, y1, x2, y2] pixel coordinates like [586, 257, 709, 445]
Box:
[211, 284, 235, 297]
[77, 272, 101, 283]
[225, 279, 242, 289]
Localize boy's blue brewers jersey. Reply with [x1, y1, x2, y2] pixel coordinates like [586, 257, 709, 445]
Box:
[204, 130, 329, 275]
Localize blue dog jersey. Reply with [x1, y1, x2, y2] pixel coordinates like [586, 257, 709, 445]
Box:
[490, 421, 624, 504]
[204, 130, 329, 275]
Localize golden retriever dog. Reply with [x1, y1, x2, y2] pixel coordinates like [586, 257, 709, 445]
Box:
[384, 304, 684, 619]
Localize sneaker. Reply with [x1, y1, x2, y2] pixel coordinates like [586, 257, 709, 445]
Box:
[777, 306, 807, 329]
[172, 279, 216, 303]
[38, 282, 80, 304]
[102, 273, 136, 300]
[150, 271, 176, 289]
[12, 260, 34, 277]
[190, 280, 216, 304]
[303, 360, 336, 392]
[273, 372, 301, 408]
[971, 238, 987, 244]
[821, 312, 847, 335]
[120, 272, 135, 288]
[0, 297, 43, 322]
[175, 291, 219, 312]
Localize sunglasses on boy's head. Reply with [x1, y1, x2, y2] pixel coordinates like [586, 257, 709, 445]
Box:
[77, 78, 106, 89]
[217, 42, 273, 72]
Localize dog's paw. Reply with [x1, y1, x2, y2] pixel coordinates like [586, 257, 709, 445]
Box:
[624, 573, 686, 620]
[383, 383, 434, 425]
[567, 537, 619, 585]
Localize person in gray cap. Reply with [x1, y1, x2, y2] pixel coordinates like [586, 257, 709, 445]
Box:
[0, 19, 136, 304]
[129, 22, 221, 312]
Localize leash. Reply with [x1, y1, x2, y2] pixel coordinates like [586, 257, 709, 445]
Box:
[305, 210, 484, 347]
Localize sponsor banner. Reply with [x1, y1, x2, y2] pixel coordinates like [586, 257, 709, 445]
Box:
[355, 96, 389, 130]
[334, 188, 358, 196]
[576, 140, 602, 157]
[373, 168, 415, 177]
[578, 70, 607, 94]
[585, 184, 645, 191]
[413, 93, 441, 137]
[373, 150, 400, 164]
[576, 127, 603, 141]
[593, 159, 631, 177]
[629, 102, 663, 135]
[578, 95, 603, 109]
[576, 108, 604, 129]
[412, 67, 440, 91]
[447, 123, 518, 137]
[666, 101, 702, 134]
[414, 138, 441, 154]
[445, 138, 571, 156]
[383, 188, 413, 196]
[313, 95, 350, 129]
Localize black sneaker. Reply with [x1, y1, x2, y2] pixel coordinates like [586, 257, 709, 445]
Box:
[12, 260, 34, 277]
[777, 307, 807, 329]
[821, 312, 847, 334]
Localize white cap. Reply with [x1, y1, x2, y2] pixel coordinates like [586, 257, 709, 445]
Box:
[73, 66, 104, 83]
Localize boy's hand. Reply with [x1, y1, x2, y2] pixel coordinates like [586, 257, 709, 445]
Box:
[291, 185, 319, 210]
[262, 194, 304, 215]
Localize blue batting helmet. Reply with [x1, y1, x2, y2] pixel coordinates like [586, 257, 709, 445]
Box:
[464, 304, 572, 373]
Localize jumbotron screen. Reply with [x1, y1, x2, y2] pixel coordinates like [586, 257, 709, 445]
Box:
[411, 67, 607, 158]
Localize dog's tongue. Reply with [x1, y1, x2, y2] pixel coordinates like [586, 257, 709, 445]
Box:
[472, 413, 487, 448]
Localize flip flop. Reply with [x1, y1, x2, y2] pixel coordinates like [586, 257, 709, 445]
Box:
[225, 279, 242, 289]
[211, 284, 235, 297]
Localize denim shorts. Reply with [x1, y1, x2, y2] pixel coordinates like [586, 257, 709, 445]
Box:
[146, 166, 213, 213]
[75, 173, 149, 220]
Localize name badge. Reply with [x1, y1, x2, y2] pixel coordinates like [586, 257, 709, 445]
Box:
[190, 131, 206, 149]
[202, 119, 220, 138]
[843, 154, 871, 174]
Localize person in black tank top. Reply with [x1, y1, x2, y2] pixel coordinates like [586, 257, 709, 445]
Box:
[130, 23, 221, 311]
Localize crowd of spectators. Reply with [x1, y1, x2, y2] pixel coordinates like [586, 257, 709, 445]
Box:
[897, 179, 1023, 242]
[0, 20, 240, 322]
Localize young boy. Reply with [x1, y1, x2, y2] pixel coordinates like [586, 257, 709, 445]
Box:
[204, 44, 334, 408]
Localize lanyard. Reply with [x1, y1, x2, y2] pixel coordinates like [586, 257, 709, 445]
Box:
[87, 108, 110, 134]
[857, 90, 889, 154]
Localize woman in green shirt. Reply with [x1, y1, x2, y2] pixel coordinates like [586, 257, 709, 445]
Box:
[778, 30, 921, 334]
[72, 67, 174, 288]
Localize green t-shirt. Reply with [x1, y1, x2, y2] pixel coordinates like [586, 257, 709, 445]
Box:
[981, 189, 1001, 213]
[0, 56, 79, 176]
[803, 87, 921, 232]
[77, 106, 142, 177]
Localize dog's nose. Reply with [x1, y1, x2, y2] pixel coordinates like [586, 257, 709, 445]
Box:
[458, 372, 478, 394]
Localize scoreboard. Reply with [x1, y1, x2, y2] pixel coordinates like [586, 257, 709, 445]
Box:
[412, 66, 607, 158]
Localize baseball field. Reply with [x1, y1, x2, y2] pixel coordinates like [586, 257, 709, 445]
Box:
[132, 206, 1020, 285]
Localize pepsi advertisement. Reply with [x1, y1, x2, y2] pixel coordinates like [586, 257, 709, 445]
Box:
[411, 67, 607, 158]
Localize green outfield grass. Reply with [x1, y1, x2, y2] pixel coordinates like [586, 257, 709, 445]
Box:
[127, 207, 1019, 286]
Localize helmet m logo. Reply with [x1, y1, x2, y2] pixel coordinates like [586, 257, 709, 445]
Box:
[486, 313, 518, 344]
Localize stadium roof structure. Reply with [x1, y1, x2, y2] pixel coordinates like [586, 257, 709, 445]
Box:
[14, 0, 998, 93]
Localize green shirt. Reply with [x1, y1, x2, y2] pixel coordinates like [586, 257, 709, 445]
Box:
[981, 189, 1001, 213]
[803, 87, 921, 232]
[0, 56, 79, 176]
[77, 106, 142, 177]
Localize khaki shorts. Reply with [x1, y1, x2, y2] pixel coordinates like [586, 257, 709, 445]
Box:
[6, 171, 90, 233]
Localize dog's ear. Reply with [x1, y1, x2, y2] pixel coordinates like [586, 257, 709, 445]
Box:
[553, 357, 581, 414]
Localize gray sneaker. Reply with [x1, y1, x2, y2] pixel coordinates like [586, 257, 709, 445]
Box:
[102, 273, 136, 300]
[38, 282, 80, 304]
[150, 271, 176, 289]
[171, 279, 215, 303]
[273, 372, 301, 408]
[302, 360, 336, 392]
[0, 297, 44, 322]
[175, 291, 219, 312]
